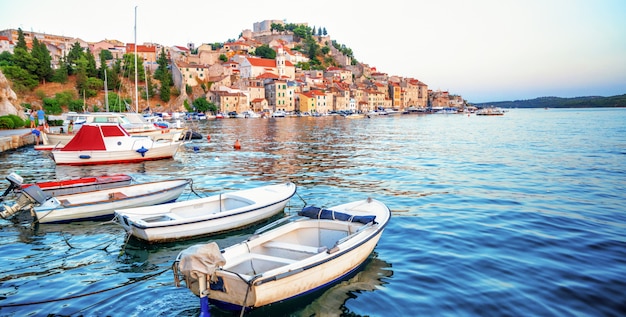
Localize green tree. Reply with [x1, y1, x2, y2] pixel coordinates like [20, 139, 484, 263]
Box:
[122, 53, 145, 79]
[192, 97, 215, 113]
[143, 68, 156, 100]
[219, 54, 228, 62]
[0, 51, 12, 66]
[154, 47, 168, 81]
[12, 47, 38, 75]
[98, 51, 108, 80]
[42, 97, 63, 114]
[74, 56, 89, 96]
[67, 42, 84, 75]
[85, 77, 103, 98]
[100, 49, 113, 60]
[255, 45, 276, 59]
[293, 26, 307, 38]
[68, 99, 85, 112]
[52, 57, 69, 83]
[270, 23, 285, 32]
[107, 66, 120, 92]
[55, 90, 76, 107]
[322, 27, 327, 36]
[0, 65, 38, 92]
[106, 92, 130, 112]
[159, 73, 171, 102]
[15, 28, 27, 51]
[85, 48, 98, 78]
[31, 37, 53, 82]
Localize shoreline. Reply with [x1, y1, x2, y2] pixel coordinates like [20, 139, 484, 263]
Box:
[0, 128, 35, 153]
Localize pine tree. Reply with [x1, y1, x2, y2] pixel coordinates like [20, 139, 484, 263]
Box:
[31, 37, 53, 82]
[66, 42, 84, 75]
[154, 47, 168, 81]
[15, 28, 27, 50]
[160, 72, 171, 102]
[85, 48, 98, 78]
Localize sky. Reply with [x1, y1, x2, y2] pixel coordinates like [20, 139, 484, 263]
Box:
[1, 0, 625, 103]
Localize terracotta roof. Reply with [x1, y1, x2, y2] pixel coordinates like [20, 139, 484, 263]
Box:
[126, 44, 156, 53]
[257, 72, 279, 79]
[247, 56, 294, 67]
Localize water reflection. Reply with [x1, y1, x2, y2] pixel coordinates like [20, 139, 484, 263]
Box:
[239, 253, 393, 317]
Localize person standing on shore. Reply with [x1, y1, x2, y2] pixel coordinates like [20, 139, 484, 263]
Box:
[29, 110, 36, 128]
[36, 107, 46, 127]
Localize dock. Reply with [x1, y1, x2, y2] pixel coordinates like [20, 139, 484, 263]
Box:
[0, 129, 35, 153]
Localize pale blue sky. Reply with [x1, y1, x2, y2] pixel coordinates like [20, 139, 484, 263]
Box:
[1, 0, 624, 103]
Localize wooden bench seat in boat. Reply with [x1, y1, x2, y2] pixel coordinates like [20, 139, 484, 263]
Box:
[263, 241, 327, 254]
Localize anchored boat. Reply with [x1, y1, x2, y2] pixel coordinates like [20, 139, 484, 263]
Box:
[115, 182, 297, 243]
[173, 197, 390, 314]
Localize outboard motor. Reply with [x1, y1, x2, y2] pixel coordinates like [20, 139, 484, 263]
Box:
[1, 184, 48, 219]
[0, 173, 25, 202]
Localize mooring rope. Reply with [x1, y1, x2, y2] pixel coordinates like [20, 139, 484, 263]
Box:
[0, 235, 119, 276]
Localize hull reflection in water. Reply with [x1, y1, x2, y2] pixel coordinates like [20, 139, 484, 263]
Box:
[241, 253, 393, 317]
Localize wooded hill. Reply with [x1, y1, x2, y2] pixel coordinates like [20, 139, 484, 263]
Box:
[472, 94, 626, 108]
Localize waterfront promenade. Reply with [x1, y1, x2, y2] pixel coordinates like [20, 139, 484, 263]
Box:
[0, 128, 34, 153]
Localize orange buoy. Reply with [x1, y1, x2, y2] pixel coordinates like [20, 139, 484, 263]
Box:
[233, 139, 241, 150]
[207, 134, 211, 140]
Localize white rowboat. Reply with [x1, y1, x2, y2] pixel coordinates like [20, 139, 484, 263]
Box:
[173, 197, 390, 313]
[115, 182, 297, 243]
[32, 179, 191, 224]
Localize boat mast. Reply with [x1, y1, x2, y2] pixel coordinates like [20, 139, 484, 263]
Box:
[144, 64, 149, 112]
[104, 67, 109, 112]
[134, 6, 139, 113]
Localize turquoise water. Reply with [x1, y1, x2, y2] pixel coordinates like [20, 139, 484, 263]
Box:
[1, 108, 625, 316]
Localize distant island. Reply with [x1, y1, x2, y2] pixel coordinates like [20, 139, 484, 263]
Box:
[473, 94, 626, 108]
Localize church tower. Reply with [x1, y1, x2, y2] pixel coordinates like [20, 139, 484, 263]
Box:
[276, 46, 286, 77]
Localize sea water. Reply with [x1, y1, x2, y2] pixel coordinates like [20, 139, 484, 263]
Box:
[0, 108, 625, 316]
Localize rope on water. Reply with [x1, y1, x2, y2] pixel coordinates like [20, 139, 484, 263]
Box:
[188, 178, 205, 199]
[0, 267, 171, 309]
[0, 235, 119, 276]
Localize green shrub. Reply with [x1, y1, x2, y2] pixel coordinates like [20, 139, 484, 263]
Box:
[42, 97, 63, 115]
[6, 114, 25, 128]
[0, 116, 15, 129]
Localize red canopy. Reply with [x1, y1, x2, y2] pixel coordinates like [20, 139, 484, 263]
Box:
[61, 124, 127, 151]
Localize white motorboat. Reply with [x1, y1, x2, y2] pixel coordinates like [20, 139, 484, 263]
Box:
[50, 123, 183, 165]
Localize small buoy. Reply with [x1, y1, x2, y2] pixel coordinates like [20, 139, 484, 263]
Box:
[193, 146, 199, 152]
[207, 135, 211, 141]
[233, 139, 241, 150]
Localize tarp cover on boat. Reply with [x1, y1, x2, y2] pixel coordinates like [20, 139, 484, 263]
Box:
[61, 124, 126, 151]
[299, 206, 376, 224]
[177, 242, 226, 287]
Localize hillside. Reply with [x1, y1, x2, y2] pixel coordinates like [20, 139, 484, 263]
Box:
[17, 76, 189, 114]
[472, 94, 626, 108]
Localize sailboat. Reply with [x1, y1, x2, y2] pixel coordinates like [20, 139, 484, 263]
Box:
[38, 7, 187, 150]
